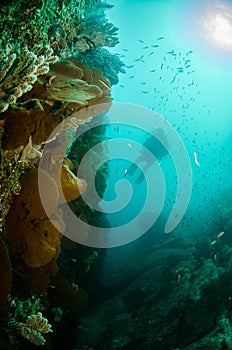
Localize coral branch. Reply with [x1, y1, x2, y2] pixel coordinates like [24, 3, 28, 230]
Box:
[0, 44, 58, 113]
[19, 312, 52, 346]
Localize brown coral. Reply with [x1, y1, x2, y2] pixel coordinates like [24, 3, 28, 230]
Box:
[20, 219, 63, 269]
[1, 59, 111, 151]
[6, 153, 87, 269]
[6, 168, 63, 268]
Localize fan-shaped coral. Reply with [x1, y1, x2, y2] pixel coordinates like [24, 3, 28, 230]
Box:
[2, 59, 111, 150]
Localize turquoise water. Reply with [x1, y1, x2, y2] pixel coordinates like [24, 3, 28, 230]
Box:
[72, 2, 232, 348]
[99, 0, 232, 239]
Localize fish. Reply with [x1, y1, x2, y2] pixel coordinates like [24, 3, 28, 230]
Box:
[186, 50, 194, 55]
[128, 142, 133, 148]
[143, 46, 149, 49]
[193, 151, 200, 167]
[217, 231, 225, 238]
[151, 44, 159, 48]
[134, 55, 144, 61]
[170, 76, 177, 84]
[138, 39, 144, 43]
[141, 91, 149, 94]
[124, 169, 128, 176]
[156, 36, 164, 40]
[166, 50, 174, 54]
[129, 75, 135, 79]
[125, 64, 134, 68]
[99, 79, 111, 90]
[150, 69, 157, 72]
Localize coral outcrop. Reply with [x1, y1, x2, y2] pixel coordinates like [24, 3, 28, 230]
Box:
[2, 59, 111, 150]
[0, 45, 58, 113]
[6, 168, 63, 269]
[0, 0, 120, 348]
[19, 312, 53, 346]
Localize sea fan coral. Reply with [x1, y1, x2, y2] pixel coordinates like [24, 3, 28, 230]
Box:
[75, 21, 119, 53]
[77, 47, 125, 85]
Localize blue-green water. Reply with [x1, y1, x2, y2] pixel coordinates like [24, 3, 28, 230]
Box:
[99, 0, 232, 240]
[69, 4, 232, 346]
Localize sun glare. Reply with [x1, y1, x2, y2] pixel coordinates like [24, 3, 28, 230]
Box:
[202, 2, 232, 49]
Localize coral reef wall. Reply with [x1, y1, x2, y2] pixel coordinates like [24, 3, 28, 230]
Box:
[0, 1, 123, 348]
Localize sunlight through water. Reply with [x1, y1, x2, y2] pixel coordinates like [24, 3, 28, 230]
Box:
[203, 7, 232, 48]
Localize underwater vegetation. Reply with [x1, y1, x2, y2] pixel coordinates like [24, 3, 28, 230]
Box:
[77, 47, 125, 85]
[0, 0, 232, 349]
[0, 0, 122, 113]
[0, 0, 120, 348]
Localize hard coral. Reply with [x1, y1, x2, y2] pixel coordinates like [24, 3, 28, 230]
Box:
[0, 44, 58, 113]
[19, 312, 53, 346]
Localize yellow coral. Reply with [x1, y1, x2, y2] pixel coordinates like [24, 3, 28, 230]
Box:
[19, 312, 52, 346]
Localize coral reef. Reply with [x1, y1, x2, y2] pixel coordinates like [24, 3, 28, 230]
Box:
[75, 20, 119, 53]
[0, 0, 119, 58]
[77, 47, 125, 85]
[1, 59, 111, 150]
[0, 44, 58, 113]
[0, 0, 119, 348]
[5, 161, 88, 269]
[19, 312, 52, 346]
